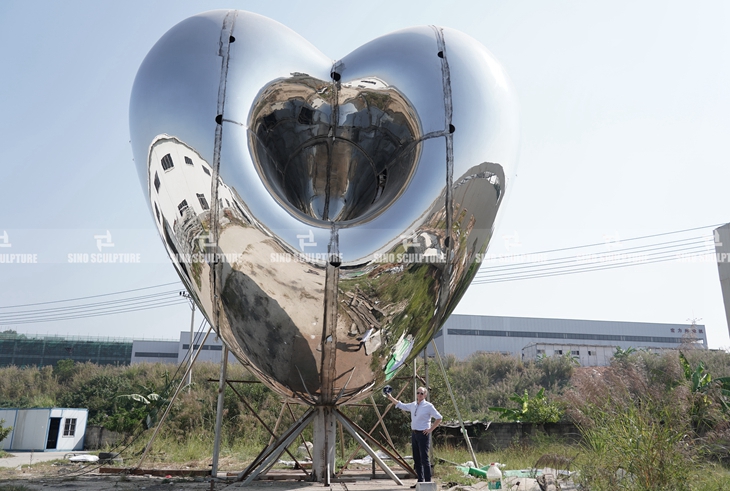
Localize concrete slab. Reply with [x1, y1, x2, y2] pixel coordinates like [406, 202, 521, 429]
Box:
[415, 482, 438, 491]
[0, 451, 76, 468]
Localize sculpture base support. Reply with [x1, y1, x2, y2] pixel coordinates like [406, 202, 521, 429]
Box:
[312, 406, 337, 484]
[237, 406, 406, 485]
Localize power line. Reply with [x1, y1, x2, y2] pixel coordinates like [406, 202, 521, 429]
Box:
[472, 244, 713, 284]
[0, 294, 187, 323]
[476, 236, 709, 275]
[0, 290, 183, 319]
[474, 237, 713, 279]
[482, 222, 723, 259]
[0, 299, 190, 325]
[0, 283, 190, 326]
[0, 281, 181, 309]
[471, 224, 723, 285]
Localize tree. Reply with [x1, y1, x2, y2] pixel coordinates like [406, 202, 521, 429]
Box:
[0, 419, 11, 442]
[53, 359, 77, 384]
[489, 388, 564, 423]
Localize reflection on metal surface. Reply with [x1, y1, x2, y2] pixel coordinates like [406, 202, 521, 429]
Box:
[249, 75, 421, 223]
[130, 10, 518, 407]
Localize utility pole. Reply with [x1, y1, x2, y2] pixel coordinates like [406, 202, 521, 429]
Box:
[180, 291, 195, 391]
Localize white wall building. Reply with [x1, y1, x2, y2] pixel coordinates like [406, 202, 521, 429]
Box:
[147, 135, 250, 286]
[0, 408, 87, 451]
[131, 331, 237, 365]
[522, 343, 617, 366]
[431, 314, 706, 365]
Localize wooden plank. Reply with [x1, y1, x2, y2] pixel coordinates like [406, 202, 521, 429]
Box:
[98, 467, 210, 477]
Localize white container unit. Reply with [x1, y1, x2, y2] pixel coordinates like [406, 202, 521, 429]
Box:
[0, 408, 88, 451]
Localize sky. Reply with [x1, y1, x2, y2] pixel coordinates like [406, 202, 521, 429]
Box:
[1, 0, 730, 348]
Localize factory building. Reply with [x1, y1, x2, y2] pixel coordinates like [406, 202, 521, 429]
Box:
[131, 330, 237, 365]
[431, 314, 706, 365]
[0, 332, 132, 367]
[2, 315, 707, 369]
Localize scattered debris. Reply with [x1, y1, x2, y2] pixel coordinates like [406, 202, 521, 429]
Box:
[67, 454, 99, 463]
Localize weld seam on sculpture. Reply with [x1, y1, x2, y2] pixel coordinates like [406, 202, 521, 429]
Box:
[321, 263, 339, 403]
[211, 12, 237, 331]
[328, 222, 340, 267]
[434, 25, 456, 313]
[323, 62, 342, 223]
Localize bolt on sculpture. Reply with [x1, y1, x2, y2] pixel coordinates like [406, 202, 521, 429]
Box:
[130, 10, 518, 482]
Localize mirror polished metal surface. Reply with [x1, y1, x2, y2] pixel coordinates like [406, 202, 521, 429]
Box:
[130, 10, 518, 406]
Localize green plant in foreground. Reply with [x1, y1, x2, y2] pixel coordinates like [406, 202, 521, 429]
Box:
[489, 388, 563, 423]
[680, 352, 730, 414]
[613, 346, 637, 362]
[576, 400, 694, 491]
[0, 419, 11, 443]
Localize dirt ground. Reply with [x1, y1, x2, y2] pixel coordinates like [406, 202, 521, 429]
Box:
[0, 469, 419, 491]
[0, 460, 408, 491]
[0, 454, 576, 491]
[0, 464, 564, 491]
[0, 476, 399, 491]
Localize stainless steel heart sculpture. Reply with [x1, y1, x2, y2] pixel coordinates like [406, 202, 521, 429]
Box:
[130, 10, 518, 406]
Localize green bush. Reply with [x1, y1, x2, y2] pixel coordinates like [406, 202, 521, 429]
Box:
[0, 418, 12, 442]
[489, 388, 564, 423]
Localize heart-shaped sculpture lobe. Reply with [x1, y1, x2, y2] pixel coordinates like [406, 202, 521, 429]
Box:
[250, 75, 421, 223]
[130, 10, 518, 405]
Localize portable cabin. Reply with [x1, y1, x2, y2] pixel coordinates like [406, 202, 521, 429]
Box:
[0, 408, 88, 451]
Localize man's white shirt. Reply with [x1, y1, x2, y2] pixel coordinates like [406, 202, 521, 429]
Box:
[396, 400, 442, 431]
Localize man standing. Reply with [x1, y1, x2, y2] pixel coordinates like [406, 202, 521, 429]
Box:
[386, 386, 442, 486]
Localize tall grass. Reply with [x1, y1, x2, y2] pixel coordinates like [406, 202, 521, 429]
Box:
[565, 351, 730, 490]
[576, 401, 694, 490]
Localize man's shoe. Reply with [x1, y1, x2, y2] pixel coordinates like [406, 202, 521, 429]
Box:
[410, 485, 417, 489]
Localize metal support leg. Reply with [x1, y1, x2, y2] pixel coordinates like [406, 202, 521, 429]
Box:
[211, 346, 228, 477]
[335, 409, 403, 485]
[312, 406, 336, 483]
[238, 408, 316, 483]
[337, 410, 414, 477]
[339, 383, 412, 475]
[226, 382, 309, 476]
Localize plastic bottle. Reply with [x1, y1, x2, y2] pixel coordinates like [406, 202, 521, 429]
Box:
[486, 462, 502, 490]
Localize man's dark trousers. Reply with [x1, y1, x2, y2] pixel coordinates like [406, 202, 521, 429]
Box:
[411, 430, 431, 482]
